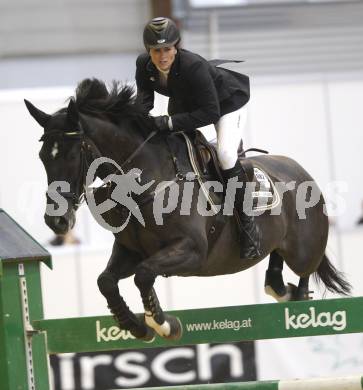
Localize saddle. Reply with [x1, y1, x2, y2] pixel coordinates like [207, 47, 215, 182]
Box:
[193, 131, 251, 182]
[164, 130, 277, 250]
[172, 130, 272, 195]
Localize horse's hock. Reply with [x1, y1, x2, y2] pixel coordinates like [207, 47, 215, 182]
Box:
[1, 208, 363, 390]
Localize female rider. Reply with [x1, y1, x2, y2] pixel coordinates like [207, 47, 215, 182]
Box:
[135, 17, 261, 260]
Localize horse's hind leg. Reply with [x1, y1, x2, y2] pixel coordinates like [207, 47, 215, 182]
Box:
[264, 250, 293, 302]
[264, 251, 313, 301]
[290, 276, 313, 301]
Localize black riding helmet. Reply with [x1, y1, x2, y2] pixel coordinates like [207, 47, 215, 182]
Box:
[143, 17, 180, 50]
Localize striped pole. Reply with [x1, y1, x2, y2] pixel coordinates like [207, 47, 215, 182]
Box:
[132, 375, 363, 390]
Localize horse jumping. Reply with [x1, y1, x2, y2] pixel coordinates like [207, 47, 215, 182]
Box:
[25, 78, 350, 341]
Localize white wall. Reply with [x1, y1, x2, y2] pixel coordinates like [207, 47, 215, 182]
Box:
[0, 0, 150, 57]
[0, 87, 73, 243]
[247, 77, 363, 230]
[0, 87, 122, 247]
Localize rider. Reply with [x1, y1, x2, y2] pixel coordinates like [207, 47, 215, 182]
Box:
[135, 16, 261, 260]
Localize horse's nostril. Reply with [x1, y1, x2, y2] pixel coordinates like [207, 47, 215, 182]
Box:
[44, 214, 71, 235]
[57, 217, 68, 228]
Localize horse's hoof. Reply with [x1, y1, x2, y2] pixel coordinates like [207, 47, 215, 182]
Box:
[132, 314, 156, 342]
[144, 313, 183, 340]
[140, 325, 156, 343]
[288, 284, 314, 301]
[164, 315, 183, 341]
[285, 283, 313, 301]
[264, 269, 286, 296]
[265, 285, 292, 302]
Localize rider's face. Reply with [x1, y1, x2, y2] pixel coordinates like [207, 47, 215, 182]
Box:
[149, 46, 177, 72]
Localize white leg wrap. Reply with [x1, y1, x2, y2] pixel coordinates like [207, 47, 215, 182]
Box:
[145, 311, 171, 337]
[265, 285, 293, 302]
[215, 105, 247, 170]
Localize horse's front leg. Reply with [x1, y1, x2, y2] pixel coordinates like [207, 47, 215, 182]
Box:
[97, 241, 155, 341]
[134, 237, 205, 340]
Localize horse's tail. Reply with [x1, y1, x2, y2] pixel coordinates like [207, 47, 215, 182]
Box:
[313, 254, 351, 295]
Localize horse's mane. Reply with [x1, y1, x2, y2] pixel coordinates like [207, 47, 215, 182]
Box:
[73, 78, 153, 132]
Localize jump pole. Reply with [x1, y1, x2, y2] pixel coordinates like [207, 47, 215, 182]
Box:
[133, 375, 363, 390]
[1, 208, 363, 390]
[32, 296, 363, 354]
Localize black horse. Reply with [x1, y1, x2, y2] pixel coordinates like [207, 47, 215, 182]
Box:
[25, 79, 350, 341]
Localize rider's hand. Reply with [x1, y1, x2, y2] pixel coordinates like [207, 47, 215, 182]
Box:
[154, 115, 172, 133]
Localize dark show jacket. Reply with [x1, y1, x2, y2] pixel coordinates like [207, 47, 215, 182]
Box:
[135, 49, 250, 132]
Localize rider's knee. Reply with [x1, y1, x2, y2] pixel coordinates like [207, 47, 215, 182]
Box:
[217, 147, 237, 170]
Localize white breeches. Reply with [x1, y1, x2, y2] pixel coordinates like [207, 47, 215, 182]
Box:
[215, 105, 247, 170]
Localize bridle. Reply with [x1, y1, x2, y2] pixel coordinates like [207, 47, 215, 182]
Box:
[39, 121, 158, 210]
[40, 127, 90, 210]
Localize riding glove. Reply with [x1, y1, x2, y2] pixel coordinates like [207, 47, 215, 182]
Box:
[154, 115, 172, 132]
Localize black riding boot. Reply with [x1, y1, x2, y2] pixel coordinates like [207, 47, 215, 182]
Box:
[222, 162, 262, 260]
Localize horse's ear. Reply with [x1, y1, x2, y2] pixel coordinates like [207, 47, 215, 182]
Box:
[24, 99, 51, 127]
[67, 99, 79, 128]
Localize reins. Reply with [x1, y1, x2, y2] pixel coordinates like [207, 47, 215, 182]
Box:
[119, 129, 158, 170]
